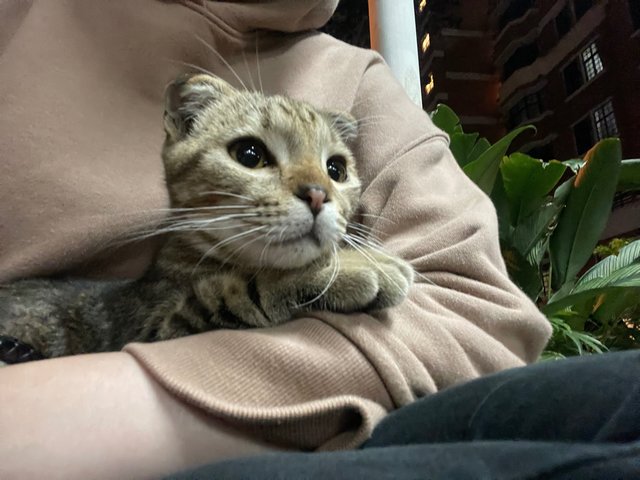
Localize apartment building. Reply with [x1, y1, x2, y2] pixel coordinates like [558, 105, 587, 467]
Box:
[416, 0, 504, 141]
[417, 0, 639, 237]
[417, 0, 640, 161]
[493, 0, 640, 160]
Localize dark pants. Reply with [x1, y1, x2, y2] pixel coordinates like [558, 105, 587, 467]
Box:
[169, 351, 640, 479]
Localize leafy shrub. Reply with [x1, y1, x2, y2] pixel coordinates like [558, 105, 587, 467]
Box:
[431, 105, 640, 358]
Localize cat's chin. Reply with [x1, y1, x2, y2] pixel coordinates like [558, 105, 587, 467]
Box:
[240, 236, 331, 270]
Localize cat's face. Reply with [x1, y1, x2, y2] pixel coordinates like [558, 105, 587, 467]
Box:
[161, 74, 361, 270]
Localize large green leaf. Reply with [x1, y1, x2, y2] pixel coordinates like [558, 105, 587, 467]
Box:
[618, 158, 640, 192]
[463, 125, 536, 195]
[544, 286, 636, 315]
[553, 177, 573, 206]
[549, 139, 622, 289]
[491, 173, 513, 243]
[544, 262, 640, 315]
[592, 287, 640, 323]
[512, 202, 562, 257]
[573, 263, 640, 293]
[450, 132, 480, 168]
[467, 137, 491, 165]
[577, 239, 640, 286]
[501, 246, 542, 300]
[500, 154, 567, 225]
[430, 104, 460, 136]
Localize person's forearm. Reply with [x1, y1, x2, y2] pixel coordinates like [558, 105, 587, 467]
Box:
[0, 352, 281, 480]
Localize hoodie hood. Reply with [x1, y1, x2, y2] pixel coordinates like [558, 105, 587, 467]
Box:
[197, 0, 340, 34]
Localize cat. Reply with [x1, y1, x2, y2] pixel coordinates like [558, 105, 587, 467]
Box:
[0, 73, 413, 363]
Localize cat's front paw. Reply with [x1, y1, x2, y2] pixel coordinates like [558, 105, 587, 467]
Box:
[320, 248, 414, 313]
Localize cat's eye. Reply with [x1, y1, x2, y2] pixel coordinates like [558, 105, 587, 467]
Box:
[228, 138, 272, 169]
[326, 156, 348, 182]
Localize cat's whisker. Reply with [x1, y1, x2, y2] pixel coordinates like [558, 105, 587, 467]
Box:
[197, 191, 256, 202]
[241, 49, 258, 92]
[164, 213, 259, 230]
[344, 234, 437, 287]
[110, 213, 259, 247]
[166, 59, 218, 79]
[293, 243, 341, 310]
[166, 212, 257, 227]
[342, 235, 406, 294]
[344, 234, 394, 260]
[254, 32, 264, 94]
[160, 208, 254, 223]
[219, 230, 269, 269]
[258, 226, 279, 269]
[167, 205, 252, 213]
[191, 225, 267, 276]
[193, 34, 250, 92]
[347, 222, 383, 244]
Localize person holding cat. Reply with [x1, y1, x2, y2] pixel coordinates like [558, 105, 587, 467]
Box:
[0, 1, 638, 479]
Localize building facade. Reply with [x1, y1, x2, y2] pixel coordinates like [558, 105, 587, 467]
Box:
[492, 0, 640, 161]
[416, 0, 640, 161]
[416, 0, 504, 141]
[416, 0, 639, 238]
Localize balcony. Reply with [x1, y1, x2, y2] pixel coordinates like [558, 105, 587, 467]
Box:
[502, 42, 539, 81]
[497, 0, 535, 33]
[500, 1, 607, 103]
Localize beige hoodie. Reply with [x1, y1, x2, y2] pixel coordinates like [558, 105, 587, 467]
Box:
[0, 0, 551, 450]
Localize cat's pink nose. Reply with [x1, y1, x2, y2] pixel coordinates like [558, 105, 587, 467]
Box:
[296, 184, 328, 216]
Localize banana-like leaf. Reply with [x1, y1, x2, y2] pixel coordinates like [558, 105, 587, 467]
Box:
[618, 158, 640, 192]
[491, 173, 513, 243]
[593, 288, 640, 323]
[573, 263, 640, 293]
[553, 177, 573, 206]
[463, 125, 536, 195]
[512, 202, 562, 257]
[544, 286, 633, 315]
[544, 262, 640, 315]
[502, 246, 543, 300]
[577, 239, 640, 286]
[450, 132, 480, 168]
[430, 104, 460, 136]
[527, 237, 548, 267]
[549, 139, 622, 289]
[501, 154, 567, 225]
[468, 137, 492, 164]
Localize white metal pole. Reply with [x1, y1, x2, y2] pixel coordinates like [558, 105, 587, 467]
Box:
[368, 0, 422, 106]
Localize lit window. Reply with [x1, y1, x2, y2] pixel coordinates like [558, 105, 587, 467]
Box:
[573, 100, 619, 154]
[593, 100, 618, 140]
[421, 33, 431, 53]
[563, 41, 605, 96]
[424, 73, 435, 95]
[581, 42, 603, 81]
[419, 0, 427, 13]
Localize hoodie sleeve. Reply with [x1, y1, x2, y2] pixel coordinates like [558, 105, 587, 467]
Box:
[124, 54, 551, 451]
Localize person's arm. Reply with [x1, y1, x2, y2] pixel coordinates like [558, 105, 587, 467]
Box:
[0, 352, 281, 480]
[120, 49, 552, 454]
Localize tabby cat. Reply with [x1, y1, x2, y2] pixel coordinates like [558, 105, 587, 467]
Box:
[0, 73, 413, 363]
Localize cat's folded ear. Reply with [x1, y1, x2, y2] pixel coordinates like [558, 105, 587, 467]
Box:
[323, 111, 359, 144]
[164, 73, 236, 141]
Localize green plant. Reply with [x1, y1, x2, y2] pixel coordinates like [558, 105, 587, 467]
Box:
[431, 105, 640, 358]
